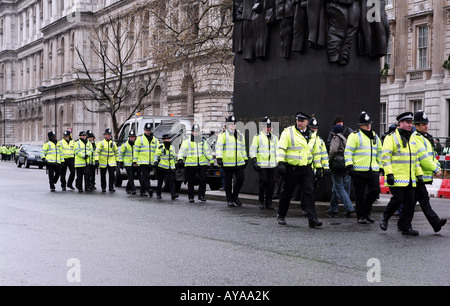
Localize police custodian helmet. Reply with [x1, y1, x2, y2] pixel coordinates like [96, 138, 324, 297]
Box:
[104, 128, 112, 135]
[357, 111, 373, 125]
[413, 110, 429, 124]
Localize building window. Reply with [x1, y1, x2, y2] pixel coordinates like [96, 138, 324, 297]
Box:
[380, 102, 387, 135]
[417, 25, 428, 69]
[411, 100, 422, 113]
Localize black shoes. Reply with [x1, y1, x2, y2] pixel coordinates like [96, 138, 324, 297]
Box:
[345, 210, 355, 217]
[67, 185, 75, 190]
[109, 189, 115, 192]
[140, 192, 148, 197]
[401, 228, 419, 236]
[365, 215, 375, 223]
[233, 198, 243, 206]
[157, 195, 162, 199]
[78, 189, 83, 193]
[379, 218, 388, 231]
[62, 187, 66, 191]
[357, 218, 368, 224]
[433, 218, 447, 233]
[171, 194, 179, 200]
[50, 189, 55, 192]
[265, 203, 274, 210]
[189, 198, 194, 203]
[198, 196, 206, 202]
[259, 202, 265, 210]
[309, 219, 323, 228]
[277, 215, 286, 225]
[131, 191, 136, 195]
[227, 201, 235, 207]
[102, 189, 106, 193]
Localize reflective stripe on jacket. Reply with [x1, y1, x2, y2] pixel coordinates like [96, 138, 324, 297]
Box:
[133, 134, 159, 166]
[59, 139, 74, 159]
[155, 144, 176, 170]
[216, 129, 248, 167]
[178, 138, 214, 166]
[276, 126, 321, 168]
[381, 129, 424, 187]
[41, 141, 63, 164]
[411, 131, 440, 182]
[249, 132, 278, 168]
[119, 141, 135, 166]
[345, 130, 382, 172]
[95, 139, 118, 168]
[73, 139, 93, 168]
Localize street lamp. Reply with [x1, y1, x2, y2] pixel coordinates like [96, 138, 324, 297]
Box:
[227, 95, 234, 114]
[38, 85, 58, 134]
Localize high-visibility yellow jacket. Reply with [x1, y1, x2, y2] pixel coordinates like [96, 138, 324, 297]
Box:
[133, 134, 159, 166]
[154, 144, 176, 170]
[59, 139, 74, 159]
[276, 126, 321, 168]
[345, 130, 382, 172]
[249, 132, 278, 168]
[41, 141, 64, 164]
[95, 139, 118, 168]
[411, 131, 441, 183]
[381, 129, 424, 187]
[74, 139, 93, 168]
[216, 129, 248, 167]
[177, 137, 214, 167]
[308, 134, 329, 170]
[118, 141, 135, 166]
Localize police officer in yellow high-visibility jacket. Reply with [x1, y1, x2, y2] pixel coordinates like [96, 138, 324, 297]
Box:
[41, 131, 64, 192]
[412, 111, 447, 233]
[177, 124, 214, 203]
[95, 128, 119, 192]
[59, 130, 75, 191]
[216, 115, 248, 207]
[74, 131, 94, 192]
[344, 111, 382, 224]
[154, 134, 179, 200]
[380, 112, 424, 236]
[118, 129, 138, 195]
[134, 122, 159, 197]
[250, 116, 278, 210]
[276, 112, 323, 228]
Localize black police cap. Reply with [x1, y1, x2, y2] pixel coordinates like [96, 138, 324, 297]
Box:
[396, 112, 414, 122]
[296, 112, 310, 121]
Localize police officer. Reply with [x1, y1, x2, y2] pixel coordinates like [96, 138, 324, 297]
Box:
[86, 130, 97, 191]
[41, 131, 63, 192]
[134, 122, 159, 197]
[95, 128, 118, 192]
[119, 129, 138, 195]
[344, 111, 382, 224]
[380, 112, 424, 235]
[250, 116, 278, 210]
[59, 130, 75, 191]
[276, 112, 323, 228]
[154, 134, 179, 200]
[177, 124, 214, 202]
[412, 110, 447, 232]
[216, 115, 248, 207]
[74, 131, 93, 193]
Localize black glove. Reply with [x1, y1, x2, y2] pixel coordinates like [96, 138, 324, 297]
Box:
[217, 158, 223, 167]
[41, 157, 46, 163]
[416, 175, 424, 184]
[386, 173, 394, 185]
[177, 159, 184, 168]
[324, 168, 330, 176]
[95, 160, 99, 167]
[118, 162, 124, 169]
[244, 159, 249, 167]
[315, 168, 323, 179]
[252, 157, 260, 172]
[277, 162, 287, 176]
[379, 168, 385, 176]
[154, 160, 159, 167]
[346, 165, 355, 176]
[84, 154, 89, 160]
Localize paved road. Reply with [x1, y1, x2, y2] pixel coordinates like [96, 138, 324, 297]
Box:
[1, 161, 449, 287]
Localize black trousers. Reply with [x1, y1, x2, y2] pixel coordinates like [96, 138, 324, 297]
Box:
[139, 165, 153, 194]
[100, 166, 115, 191]
[185, 166, 207, 199]
[258, 168, 275, 204]
[278, 164, 317, 221]
[352, 171, 380, 219]
[156, 168, 176, 197]
[86, 164, 96, 190]
[60, 157, 75, 188]
[76, 166, 89, 191]
[223, 166, 245, 202]
[125, 165, 138, 192]
[47, 163, 61, 190]
[416, 182, 441, 229]
[383, 185, 415, 230]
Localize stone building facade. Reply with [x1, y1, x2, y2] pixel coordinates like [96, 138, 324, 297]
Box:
[0, 0, 233, 145]
[381, 0, 450, 137]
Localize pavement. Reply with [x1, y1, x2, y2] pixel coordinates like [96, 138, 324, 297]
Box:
[205, 189, 392, 213]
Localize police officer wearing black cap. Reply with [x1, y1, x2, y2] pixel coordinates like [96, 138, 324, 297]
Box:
[41, 131, 63, 192]
[74, 131, 93, 192]
[95, 128, 119, 192]
[119, 129, 138, 195]
[276, 112, 323, 228]
[59, 130, 75, 191]
[86, 130, 97, 191]
[412, 110, 447, 232]
[216, 115, 248, 207]
[380, 111, 424, 235]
